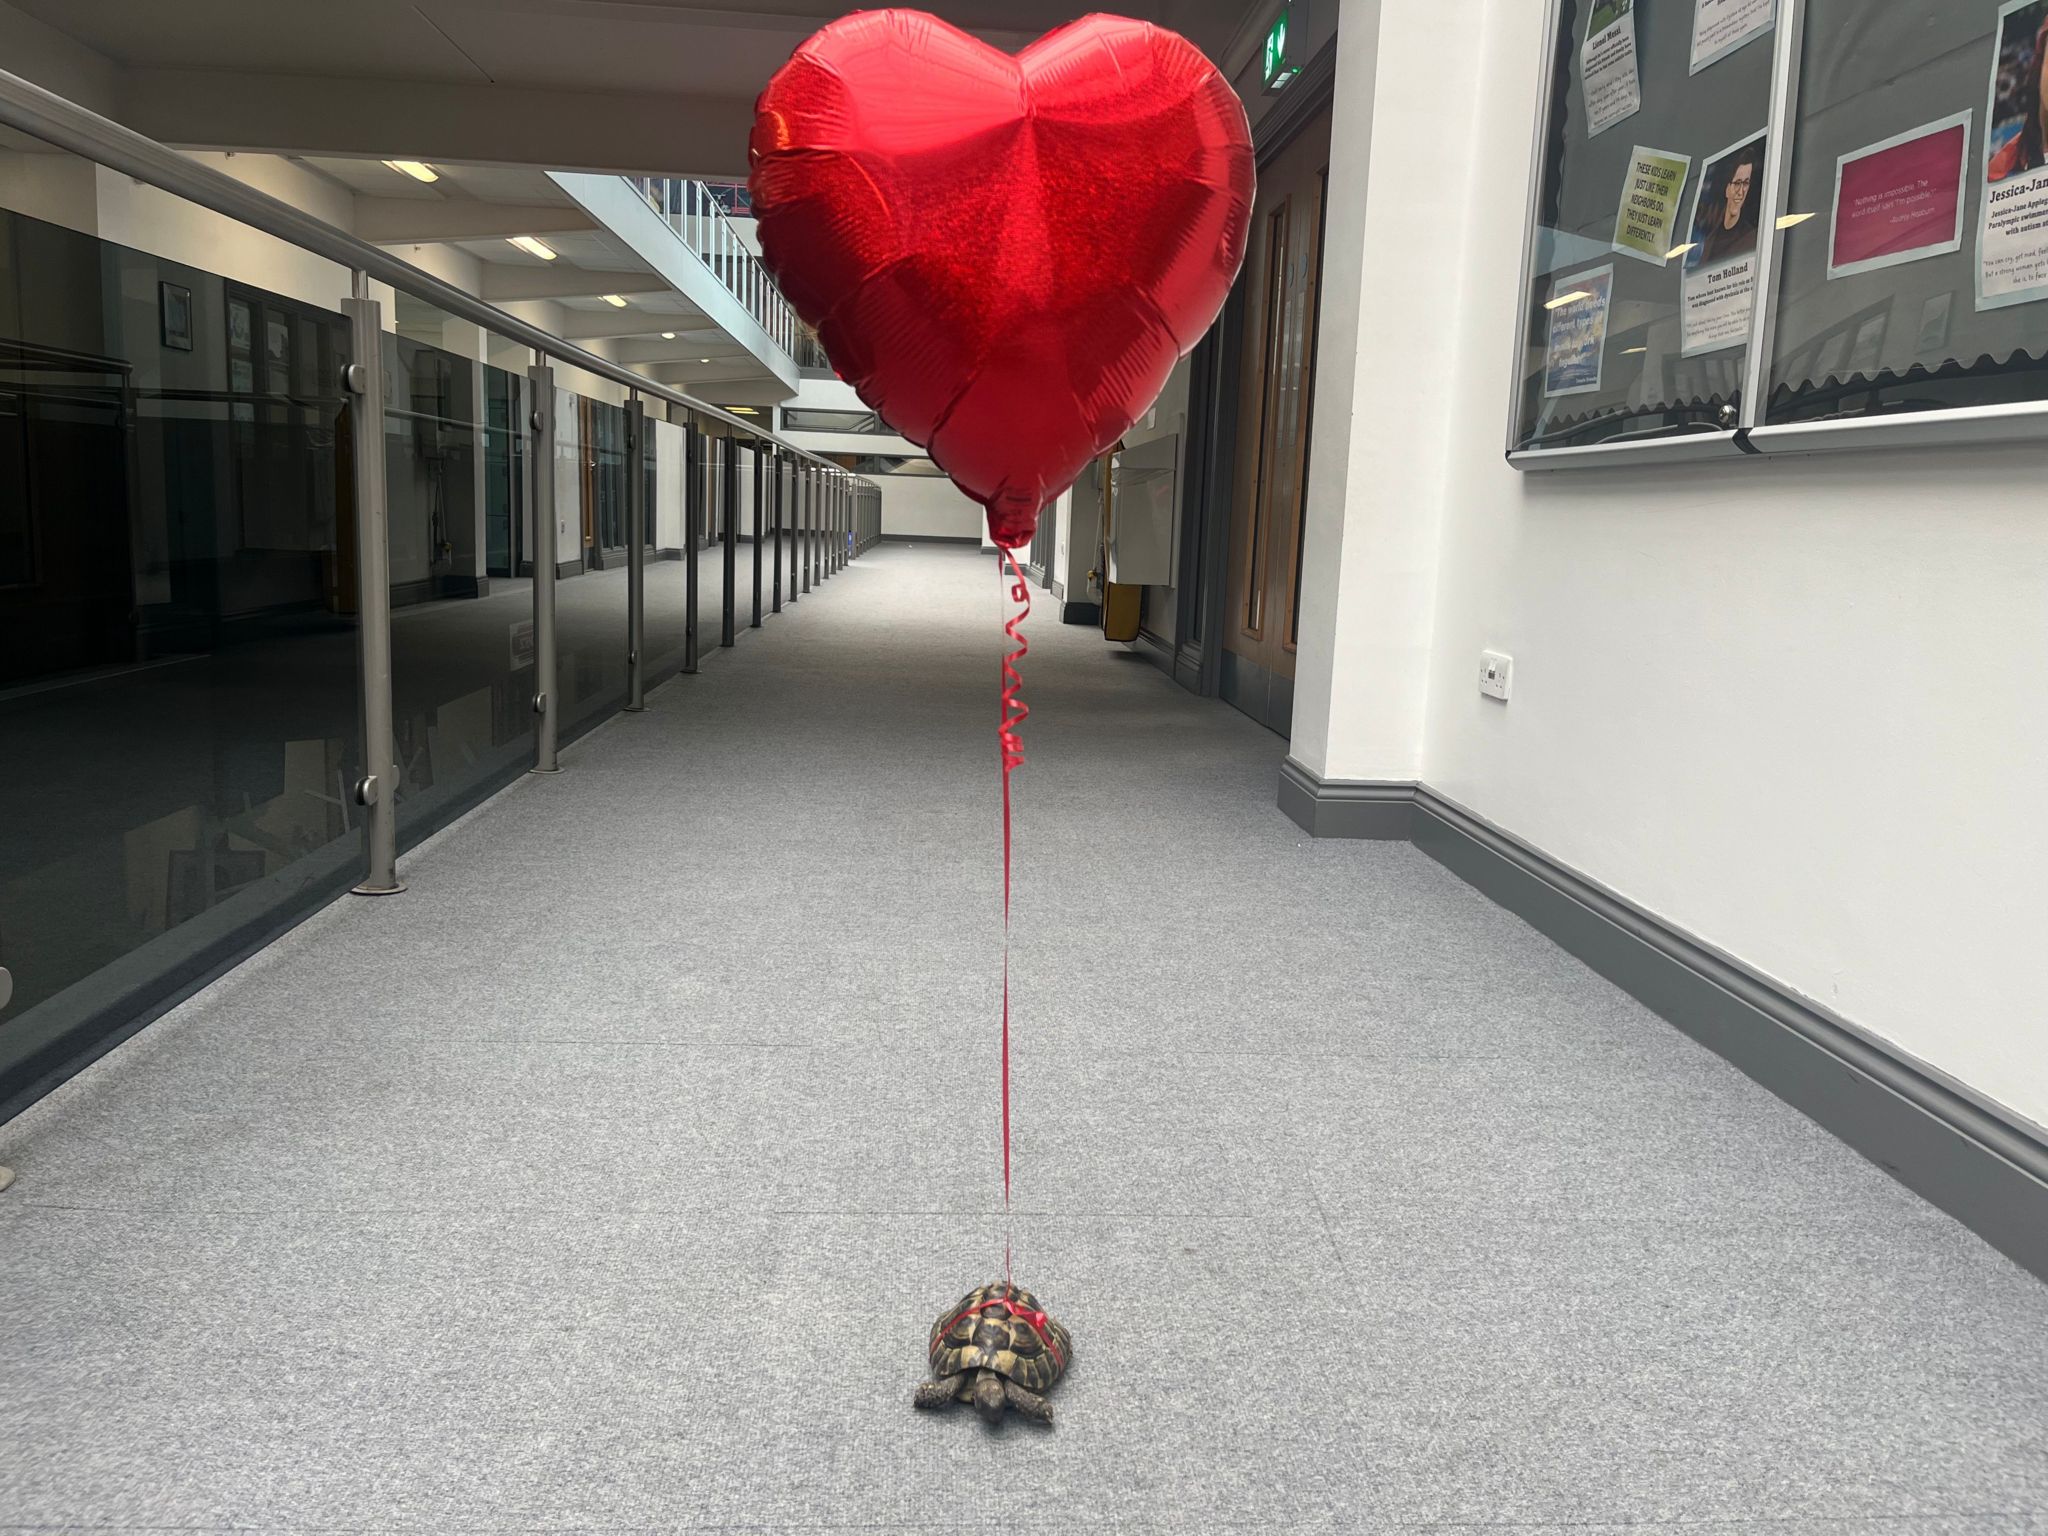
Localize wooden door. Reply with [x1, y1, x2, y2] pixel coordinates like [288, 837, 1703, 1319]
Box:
[1222, 108, 1331, 735]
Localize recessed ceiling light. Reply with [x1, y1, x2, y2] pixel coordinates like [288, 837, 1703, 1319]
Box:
[384, 159, 439, 183]
[507, 235, 557, 261]
[602, 294, 628, 308]
[1622, 345, 1647, 354]
[661, 331, 676, 340]
[1777, 211, 1816, 229]
[700, 358, 711, 364]
[1543, 289, 1591, 310]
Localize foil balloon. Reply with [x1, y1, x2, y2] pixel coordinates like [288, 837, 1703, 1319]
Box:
[749, 10, 1255, 548]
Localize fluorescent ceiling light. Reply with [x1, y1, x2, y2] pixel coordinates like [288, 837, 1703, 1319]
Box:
[1777, 211, 1816, 229]
[602, 293, 628, 307]
[507, 235, 557, 261]
[728, 405, 759, 415]
[384, 159, 439, 183]
[661, 331, 676, 340]
[1622, 345, 1647, 354]
[1664, 242, 1696, 261]
[1543, 289, 1591, 309]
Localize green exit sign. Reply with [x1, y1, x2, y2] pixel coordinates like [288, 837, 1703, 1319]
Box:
[1262, 7, 1300, 92]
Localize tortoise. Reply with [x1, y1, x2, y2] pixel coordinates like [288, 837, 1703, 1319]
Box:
[913, 1281, 1073, 1425]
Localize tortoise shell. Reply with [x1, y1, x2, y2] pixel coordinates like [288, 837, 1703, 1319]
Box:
[927, 1282, 1072, 1393]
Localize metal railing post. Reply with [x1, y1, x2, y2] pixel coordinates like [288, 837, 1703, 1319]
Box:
[751, 443, 764, 628]
[801, 466, 813, 593]
[721, 434, 738, 647]
[684, 422, 700, 673]
[625, 391, 647, 712]
[782, 454, 798, 606]
[343, 273, 404, 894]
[771, 449, 785, 613]
[528, 358, 560, 772]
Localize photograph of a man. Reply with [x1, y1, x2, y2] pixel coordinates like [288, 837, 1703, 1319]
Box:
[1685, 134, 1765, 269]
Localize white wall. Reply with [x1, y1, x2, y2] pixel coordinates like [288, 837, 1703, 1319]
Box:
[0, 149, 98, 228]
[94, 154, 371, 316]
[653, 417, 686, 550]
[878, 473, 985, 541]
[553, 387, 583, 567]
[1297, 0, 2048, 1133]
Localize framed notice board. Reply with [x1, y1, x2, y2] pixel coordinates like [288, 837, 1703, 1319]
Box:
[1509, 0, 2048, 466]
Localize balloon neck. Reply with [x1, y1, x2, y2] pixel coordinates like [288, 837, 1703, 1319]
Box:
[986, 493, 1044, 551]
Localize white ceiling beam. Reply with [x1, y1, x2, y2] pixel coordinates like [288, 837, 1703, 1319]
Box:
[479, 268, 671, 302]
[555, 314, 719, 343]
[354, 197, 597, 244]
[608, 333, 738, 359]
[642, 362, 769, 388]
[125, 68, 755, 179]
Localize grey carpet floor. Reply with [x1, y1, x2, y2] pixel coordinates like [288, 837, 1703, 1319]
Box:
[1, 543, 2044, 1534]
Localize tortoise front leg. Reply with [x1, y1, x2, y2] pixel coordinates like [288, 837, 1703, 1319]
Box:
[1003, 1381, 1054, 1425]
[913, 1376, 967, 1410]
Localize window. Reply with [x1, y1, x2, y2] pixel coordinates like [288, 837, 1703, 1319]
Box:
[780, 406, 895, 435]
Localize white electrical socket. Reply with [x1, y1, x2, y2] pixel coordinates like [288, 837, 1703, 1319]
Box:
[1479, 650, 1513, 701]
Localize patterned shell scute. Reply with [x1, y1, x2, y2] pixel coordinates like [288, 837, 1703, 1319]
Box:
[927, 1282, 1072, 1394]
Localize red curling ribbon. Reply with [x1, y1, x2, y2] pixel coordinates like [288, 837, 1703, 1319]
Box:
[997, 545, 1030, 1283]
[932, 1285, 1066, 1372]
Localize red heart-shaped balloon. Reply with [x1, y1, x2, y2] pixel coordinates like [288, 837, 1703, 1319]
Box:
[749, 10, 1254, 547]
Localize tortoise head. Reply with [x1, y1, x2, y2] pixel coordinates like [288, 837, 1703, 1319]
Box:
[970, 1369, 1006, 1423]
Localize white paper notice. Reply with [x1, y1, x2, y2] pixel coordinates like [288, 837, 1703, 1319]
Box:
[1977, 0, 2048, 310]
[1682, 253, 1757, 355]
[1689, 0, 1775, 75]
[1583, 2, 1641, 138]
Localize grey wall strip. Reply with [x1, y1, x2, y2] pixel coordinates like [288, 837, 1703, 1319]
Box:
[1277, 759, 1417, 839]
[1279, 760, 2048, 1284]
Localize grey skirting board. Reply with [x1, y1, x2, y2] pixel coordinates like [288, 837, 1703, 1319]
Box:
[1278, 759, 2048, 1284]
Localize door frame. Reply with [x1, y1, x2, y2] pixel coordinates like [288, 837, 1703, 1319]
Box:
[1169, 40, 1339, 700]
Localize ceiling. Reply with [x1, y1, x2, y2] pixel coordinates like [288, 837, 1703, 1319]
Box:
[15, 0, 1272, 177]
[296, 151, 769, 389]
[16, 0, 1256, 93]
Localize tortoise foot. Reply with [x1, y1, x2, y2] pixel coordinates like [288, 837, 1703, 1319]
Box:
[912, 1380, 959, 1411]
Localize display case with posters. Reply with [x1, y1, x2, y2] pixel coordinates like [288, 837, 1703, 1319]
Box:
[1507, 0, 1781, 464]
[1509, 0, 2048, 466]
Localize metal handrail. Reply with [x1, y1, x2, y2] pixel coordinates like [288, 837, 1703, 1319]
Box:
[627, 176, 800, 360]
[0, 65, 869, 489]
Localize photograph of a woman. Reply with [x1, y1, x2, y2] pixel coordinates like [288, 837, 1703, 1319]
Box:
[1989, 3, 2048, 182]
[1686, 135, 1765, 269]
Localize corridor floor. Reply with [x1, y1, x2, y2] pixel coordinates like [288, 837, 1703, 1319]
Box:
[2, 544, 2044, 1534]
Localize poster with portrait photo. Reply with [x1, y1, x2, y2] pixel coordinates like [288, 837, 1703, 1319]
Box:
[1689, 0, 1775, 75]
[1582, 0, 1640, 138]
[1543, 263, 1616, 397]
[1978, 0, 2048, 310]
[1681, 130, 1767, 356]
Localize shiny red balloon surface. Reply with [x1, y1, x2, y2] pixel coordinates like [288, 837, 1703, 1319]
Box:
[749, 10, 1254, 548]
